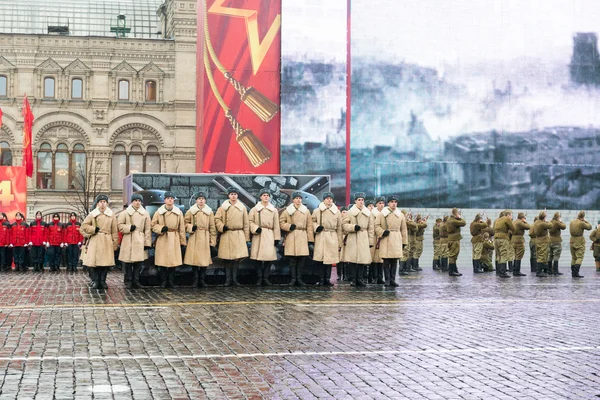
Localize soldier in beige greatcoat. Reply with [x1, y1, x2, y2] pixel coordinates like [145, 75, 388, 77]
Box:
[118, 193, 152, 289]
[215, 187, 250, 286]
[279, 191, 315, 286]
[80, 194, 119, 290]
[341, 192, 375, 287]
[369, 196, 386, 284]
[374, 195, 408, 287]
[184, 192, 217, 288]
[151, 191, 186, 288]
[311, 192, 343, 287]
[249, 189, 281, 286]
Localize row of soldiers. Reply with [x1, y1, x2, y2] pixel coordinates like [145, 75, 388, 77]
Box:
[0, 211, 83, 272]
[430, 209, 595, 279]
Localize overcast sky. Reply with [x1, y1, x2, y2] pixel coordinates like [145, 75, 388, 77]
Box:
[352, 0, 600, 68]
[282, 0, 347, 62]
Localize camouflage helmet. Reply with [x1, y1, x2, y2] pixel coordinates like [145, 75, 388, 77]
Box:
[435, 217, 442, 223]
[483, 232, 490, 239]
[503, 209, 513, 216]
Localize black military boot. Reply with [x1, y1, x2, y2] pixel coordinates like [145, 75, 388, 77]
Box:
[167, 268, 175, 288]
[91, 268, 101, 289]
[441, 258, 449, 272]
[336, 263, 342, 281]
[160, 267, 169, 288]
[376, 263, 385, 284]
[497, 263, 511, 278]
[296, 258, 306, 286]
[224, 262, 232, 287]
[323, 265, 334, 287]
[192, 266, 199, 287]
[553, 261, 563, 275]
[389, 260, 399, 287]
[124, 263, 133, 289]
[255, 261, 263, 286]
[262, 263, 272, 286]
[132, 263, 144, 288]
[414, 259, 423, 271]
[508, 261, 513, 275]
[536, 262, 547, 277]
[572, 265, 584, 278]
[356, 265, 366, 287]
[288, 258, 297, 286]
[198, 268, 207, 288]
[433, 259, 441, 270]
[547, 261, 553, 275]
[473, 260, 484, 273]
[398, 260, 408, 275]
[513, 260, 526, 276]
[231, 262, 240, 287]
[530, 257, 536, 273]
[449, 263, 462, 277]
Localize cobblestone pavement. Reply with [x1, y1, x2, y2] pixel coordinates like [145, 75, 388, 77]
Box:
[0, 265, 599, 399]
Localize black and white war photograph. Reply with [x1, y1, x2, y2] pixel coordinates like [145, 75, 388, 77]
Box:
[350, 0, 600, 209]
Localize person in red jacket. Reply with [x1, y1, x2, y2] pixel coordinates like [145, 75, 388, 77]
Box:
[29, 211, 47, 272]
[11, 212, 29, 271]
[47, 213, 64, 272]
[0, 213, 11, 271]
[64, 212, 83, 272]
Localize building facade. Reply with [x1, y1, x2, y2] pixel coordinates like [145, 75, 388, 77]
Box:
[0, 0, 197, 217]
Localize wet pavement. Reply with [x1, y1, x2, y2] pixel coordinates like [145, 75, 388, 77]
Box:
[0, 265, 599, 399]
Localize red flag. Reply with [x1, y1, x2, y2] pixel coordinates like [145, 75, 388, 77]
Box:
[22, 95, 34, 178]
[0, 107, 3, 128]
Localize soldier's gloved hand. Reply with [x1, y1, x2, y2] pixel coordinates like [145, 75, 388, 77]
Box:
[45, 243, 50, 248]
[161, 226, 168, 233]
[222, 225, 229, 232]
[382, 230, 390, 237]
[95, 227, 100, 233]
[192, 225, 198, 232]
[255, 227, 262, 234]
[144, 246, 152, 251]
[274, 240, 279, 247]
[289, 224, 296, 231]
[9, 244, 13, 248]
[130, 225, 136, 232]
[28, 242, 33, 246]
[354, 225, 361, 232]
[316, 226, 324, 233]
[78, 242, 82, 246]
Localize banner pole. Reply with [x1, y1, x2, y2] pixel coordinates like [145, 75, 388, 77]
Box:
[345, 0, 352, 206]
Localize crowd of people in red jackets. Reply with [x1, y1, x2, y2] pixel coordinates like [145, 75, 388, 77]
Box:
[0, 211, 83, 272]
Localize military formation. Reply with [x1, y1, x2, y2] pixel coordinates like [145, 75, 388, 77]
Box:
[3, 191, 599, 289]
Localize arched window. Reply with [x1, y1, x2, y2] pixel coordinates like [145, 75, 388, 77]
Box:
[145, 80, 157, 102]
[71, 144, 86, 189]
[54, 143, 69, 190]
[71, 78, 83, 99]
[37, 142, 88, 190]
[111, 144, 127, 189]
[44, 77, 55, 98]
[118, 80, 129, 100]
[37, 143, 53, 189]
[111, 144, 162, 189]
[0, 142, 12, 166]
[146, 145, 160, 172]
[0, 76, 7, 97]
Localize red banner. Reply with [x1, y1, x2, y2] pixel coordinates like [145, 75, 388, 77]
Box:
[0, 166, 27, 220]
[198, 0, 281, 174]
[22, 96, 34, 178]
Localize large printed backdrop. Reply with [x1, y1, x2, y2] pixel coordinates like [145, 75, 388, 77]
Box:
[199, 0, 281, 174]
[278, 0, 600, 209]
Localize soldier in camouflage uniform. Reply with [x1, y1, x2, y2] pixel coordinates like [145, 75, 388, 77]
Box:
[493, 210, 515, 278]
[445, 208, 466, 277]
[529, 216, 538, 273]
[548, 212, 566, 275]
[470, 214, 487, 274]
[439, 216, 450, 272]
[569, 211, 591, 279]
[511, 212, 529, 276]
[589, 221, 600, 272]
[533, 211, 553, 277]
[432, 218, 442, 270]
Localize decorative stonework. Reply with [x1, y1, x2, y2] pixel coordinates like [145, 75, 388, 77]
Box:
[35, 121, 89, 146]
[110, 123, 165, 148]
